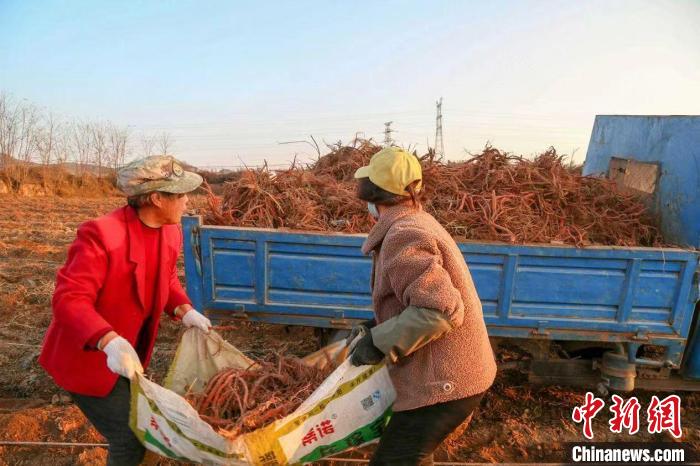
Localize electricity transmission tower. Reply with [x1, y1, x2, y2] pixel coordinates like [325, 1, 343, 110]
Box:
[383, 121, 394, 147]
[435, 97, 444, 158]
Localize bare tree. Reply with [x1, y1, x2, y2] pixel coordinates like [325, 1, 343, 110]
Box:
[90, 122, 109, 178]
[2, 94, 179, 192]
[9, 100, 39, 184]
[107, 123, 129, 170]
[54, 126, 72, 165]
[156, 131, 174, 155]
[15, 103, 39, 162]
[71, 121, 93, 176]
[34, 113, 61, 186]
[0, 93, 15, 169]
[0, 94, 39, 181]
[140, 133, 156, 158]
[36, 113, 59, 166]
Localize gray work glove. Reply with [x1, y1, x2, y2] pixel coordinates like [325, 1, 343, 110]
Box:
[345, 325, 367, 349]
[344, 319, 376, 348]
[347, 325, 385, 366]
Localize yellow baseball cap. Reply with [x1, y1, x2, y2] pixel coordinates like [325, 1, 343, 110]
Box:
[354, 147, 422, 196]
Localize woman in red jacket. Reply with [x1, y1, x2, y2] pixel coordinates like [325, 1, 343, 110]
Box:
[350, 147, 497, 465]
[39, 155, 211, 466]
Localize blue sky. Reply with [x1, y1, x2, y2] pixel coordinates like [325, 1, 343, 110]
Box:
[1, 0, 699, 167]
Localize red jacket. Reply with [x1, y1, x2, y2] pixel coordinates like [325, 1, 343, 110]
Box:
[39, 206, 191, 396]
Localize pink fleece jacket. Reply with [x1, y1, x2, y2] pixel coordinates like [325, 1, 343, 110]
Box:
[362, 203, 497, 411]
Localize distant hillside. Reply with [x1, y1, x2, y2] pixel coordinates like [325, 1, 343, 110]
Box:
[0, 158, 118, 197]
[55, 162, 116, 177]
[0, 154, 241, 196]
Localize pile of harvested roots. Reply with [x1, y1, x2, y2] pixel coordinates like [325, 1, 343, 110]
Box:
[203, 139, 379, 234]
[187, 349, 333, 438]
[203, 140, 664, 247]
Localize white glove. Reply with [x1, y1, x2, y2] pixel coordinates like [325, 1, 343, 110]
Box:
[182, 309, 212, 333]
[102, 336, 144, 379]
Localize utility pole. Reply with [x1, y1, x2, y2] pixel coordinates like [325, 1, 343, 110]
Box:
[383, 121, 394, 147]
[435, 97, 444, 158]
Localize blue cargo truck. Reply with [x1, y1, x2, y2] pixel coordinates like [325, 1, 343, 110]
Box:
[183, 115, 700, 393]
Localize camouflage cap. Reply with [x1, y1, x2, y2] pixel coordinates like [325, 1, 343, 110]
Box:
[117, 155, 203, 196]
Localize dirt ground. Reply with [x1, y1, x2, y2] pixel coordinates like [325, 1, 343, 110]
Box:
[0, 195, 698, 465]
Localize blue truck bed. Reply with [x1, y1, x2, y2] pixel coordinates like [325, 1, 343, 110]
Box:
[182, 114, 700, 389]
[183, 216, 700, 374]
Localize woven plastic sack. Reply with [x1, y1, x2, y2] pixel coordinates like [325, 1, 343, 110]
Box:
[129, 328, 395, 465]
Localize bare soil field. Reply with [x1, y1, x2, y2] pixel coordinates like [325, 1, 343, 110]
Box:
[0, 195, 697, 465]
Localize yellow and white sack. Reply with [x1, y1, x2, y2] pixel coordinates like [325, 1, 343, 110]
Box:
[129, 329, 395, 465]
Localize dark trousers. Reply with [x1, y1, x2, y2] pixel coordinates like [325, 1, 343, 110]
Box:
[369, 392, 485, 466]
[71, 377, 146, 466]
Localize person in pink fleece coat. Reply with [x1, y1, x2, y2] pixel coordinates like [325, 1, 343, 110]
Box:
[350, 147, 497, 465]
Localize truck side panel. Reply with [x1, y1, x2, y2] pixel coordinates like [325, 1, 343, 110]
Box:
[183, 217, 698, 349]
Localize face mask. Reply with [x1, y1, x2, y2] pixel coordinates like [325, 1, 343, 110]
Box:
[367, 202, 380, 219]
